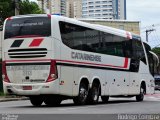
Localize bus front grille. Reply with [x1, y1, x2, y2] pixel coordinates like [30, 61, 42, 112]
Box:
[8, 48, 47, 58]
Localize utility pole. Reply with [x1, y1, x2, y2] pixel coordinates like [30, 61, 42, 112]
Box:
[15, 0, 20, 15]
[42, 0, 44, 13]
[145, 29, 155, 42]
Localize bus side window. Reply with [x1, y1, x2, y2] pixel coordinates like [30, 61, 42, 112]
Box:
[148, 53, 154, 76]
[132, 40, 146, 64]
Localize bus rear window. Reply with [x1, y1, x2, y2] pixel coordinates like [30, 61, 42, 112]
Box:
[4, 17, 51, 39]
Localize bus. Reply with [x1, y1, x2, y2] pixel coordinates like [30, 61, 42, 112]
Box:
[2, 14, 158, 106]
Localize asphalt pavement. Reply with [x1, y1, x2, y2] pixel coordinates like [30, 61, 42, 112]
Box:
[0, 91, 159, 120]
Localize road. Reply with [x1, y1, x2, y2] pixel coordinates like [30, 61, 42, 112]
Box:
[0, 92, 160, 120]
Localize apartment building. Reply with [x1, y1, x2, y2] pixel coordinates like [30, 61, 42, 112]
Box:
[37, 0, 126, 20]
[37, 0, 66, 16]
[66, 0, 82, 18]
[82, 0, 126, 19]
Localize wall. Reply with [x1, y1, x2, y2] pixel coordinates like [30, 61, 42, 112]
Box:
[79, 19, 140, 35]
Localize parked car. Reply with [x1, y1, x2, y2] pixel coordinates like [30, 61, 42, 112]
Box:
[154, 75, 160, 90]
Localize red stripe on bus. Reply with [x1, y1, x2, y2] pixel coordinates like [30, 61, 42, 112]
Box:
[56, 58, 129, 69]
[123, 58, 129, 68]
[4, 58, 129, 69]
[29, 38, 44, 47]
[126, 32, 131, 39]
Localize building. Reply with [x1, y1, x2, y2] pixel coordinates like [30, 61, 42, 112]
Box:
[37, 0, 126, 20]
[66, 0, 74, 18]
[37, 0, 66, 16]
[79, 19, 140, 35]
[82, 0, 126, 19]
[73, 0, 82, 18]
[66, 0, 82, 18]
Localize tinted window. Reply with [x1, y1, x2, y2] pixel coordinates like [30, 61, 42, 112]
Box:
[59, 21, 131, 57]
[99, 33, 128, 57]
[132, 40, 146, 64]
[4, 17, 51, 39]
[144, 43, 154, 75]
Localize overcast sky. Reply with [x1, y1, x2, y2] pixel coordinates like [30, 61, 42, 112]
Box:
[127, 0, 160, 47]
[30, 0, 160, 47]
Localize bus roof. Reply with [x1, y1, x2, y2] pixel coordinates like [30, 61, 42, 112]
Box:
[54, 15, 140, 39]
[7, 14, 140, 39]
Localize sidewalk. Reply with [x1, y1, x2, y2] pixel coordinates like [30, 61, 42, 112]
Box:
[0, 95, 28, 102]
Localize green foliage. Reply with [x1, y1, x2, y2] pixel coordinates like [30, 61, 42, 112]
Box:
[0, 0, 15, 25]
[0, 0, 42, 26]
[0, 92, 4, 96]
[19, 0, 42, 15]
[152, 47, 160, 55]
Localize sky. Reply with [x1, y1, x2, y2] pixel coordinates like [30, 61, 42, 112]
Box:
[30, 0, 160, 48]
[127, 0, 160, 47]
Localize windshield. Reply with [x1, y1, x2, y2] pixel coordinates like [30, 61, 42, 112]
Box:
[4, 17, 51, 39]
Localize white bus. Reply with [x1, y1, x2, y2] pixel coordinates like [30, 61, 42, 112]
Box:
[2, 14, 157, 106]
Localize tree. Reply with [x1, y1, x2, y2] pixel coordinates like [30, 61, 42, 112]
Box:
[0, 0, 15, 25]
[19, 0, 42, 15]
[0, 0, 42, 26]
[152, 47, 160, 56]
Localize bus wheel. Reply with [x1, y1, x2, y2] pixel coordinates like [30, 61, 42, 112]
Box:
[73, 82, 88, 105]
[29, 96, 44, 107]
[101, 96, 109, 103]
[44, 96, 62, 106]
[136, 84, 145, 102]
[87, 83, 100, 104]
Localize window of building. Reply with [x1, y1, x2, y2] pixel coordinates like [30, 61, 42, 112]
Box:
[95, 5, 101, 8]
[95, 10, 101, 12]
[88, 2, 94, 4]
[89, 10, 94, 12]
[103, 9, 108, 12]
[95, 1, 101, 3]
[102, 1, 108, 3]
[89, 6, 94, 8]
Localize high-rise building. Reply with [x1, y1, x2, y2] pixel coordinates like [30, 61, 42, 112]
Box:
[66, 0, 74, 18]
[66, 0, 82, 18]
[82, 0, 126, 19]
[37, 0, 66, 16]
[113, 0, 126, 19]
[37, 0, 126, 20]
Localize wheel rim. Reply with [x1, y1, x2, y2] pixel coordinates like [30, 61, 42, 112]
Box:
[140, 87, 144, 99]
[93, 87, 98, 101]
[79, 87, 88, 102]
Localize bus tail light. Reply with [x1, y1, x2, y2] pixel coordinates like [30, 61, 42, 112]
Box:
[46, 60, 58, 82]
[6, 17, 12, 21]
[2, 61, 10, 83]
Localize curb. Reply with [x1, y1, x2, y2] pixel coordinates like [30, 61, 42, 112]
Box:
[0, 97, 29, 102]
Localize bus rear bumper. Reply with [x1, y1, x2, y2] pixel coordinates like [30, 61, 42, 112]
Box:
[3, 81, 60, 96]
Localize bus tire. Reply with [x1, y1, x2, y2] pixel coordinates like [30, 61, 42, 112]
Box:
[87, 82, 100, 104]
[73, 82, 88, 105]
[136, 83, 145, 102]
[101, 96, 109, 103]
[29, 96, 44, 107]
[44, 96, 62, 106]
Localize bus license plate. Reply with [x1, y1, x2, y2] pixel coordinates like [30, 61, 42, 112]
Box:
[23, 86, 32, 90]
